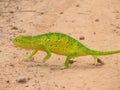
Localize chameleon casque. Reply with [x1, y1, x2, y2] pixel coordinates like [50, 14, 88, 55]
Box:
[13, 32, 120, 69]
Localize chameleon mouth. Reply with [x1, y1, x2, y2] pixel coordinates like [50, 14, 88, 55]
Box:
[12, 39, 32, 49]
[12, 38, 22, 47]
[12, 39, 18, 45]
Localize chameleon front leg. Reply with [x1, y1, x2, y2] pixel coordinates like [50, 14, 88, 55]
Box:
[93, 55, 98, 65]
[24, 50, 38, 60]
[41, 44, 51, 62]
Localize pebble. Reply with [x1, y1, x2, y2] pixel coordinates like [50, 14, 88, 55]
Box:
[25, 85, 29, 87]
[76, 4, 80, 7]
[116, 26, 120, 29]
[9, 63, 14, 67]
[93, 32, 96, 35]
[79, 36, 85, 40]
[9, 11, 14, 13]
[62, 86, 66, 89]
[59, 12, 63, 14]
[40, 12, 44, 15]
[69, 60, 77, 64]
[6, 80, 10, 83]
[95, 19, 99, 22]
[11, 26, 18, 30]
[16, 76, 30, 83]
[58, 58, 61, 60]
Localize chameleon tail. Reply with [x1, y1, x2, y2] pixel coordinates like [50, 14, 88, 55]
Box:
[87, 49, 120, 55]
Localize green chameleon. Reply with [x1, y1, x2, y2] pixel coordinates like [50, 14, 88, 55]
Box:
[13, 32, 120, 69]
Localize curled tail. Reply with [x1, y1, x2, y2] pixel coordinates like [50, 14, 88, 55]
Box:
[87, 49, 120, 55]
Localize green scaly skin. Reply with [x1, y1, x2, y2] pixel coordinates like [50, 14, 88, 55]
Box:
[13, 32, 120, 69]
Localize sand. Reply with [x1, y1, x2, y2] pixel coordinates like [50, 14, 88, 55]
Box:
[0, 0, 120, 90]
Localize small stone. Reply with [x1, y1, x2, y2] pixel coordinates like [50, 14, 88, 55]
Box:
[11, 26, 18, 30]
[54, 82, 58, 87]
[58, 58, 61, 60]
[38, 87, 41, 90]
[118, 86, 120, 89]
[93, 32, 96, 35]
[25, 85, 29, 87]
[13, 56, 17, 59]
[22, 30, 26, 33]
[69, 60, 77, 64]
[62, 86, 65, 88]
[6, 80, 10, 83]
[113, 10, 119, 13]
[79, 36, 85, 40]
[52, 24, 55, 26]
[76, 4, 80, 7]
[20, 20, 23, 22]
[116, 26, 120, 29]
[40, 12, 44, 15]
[59, 12, 63, 14]
[9, 64, 14, 67]
[95, 19, 99, 22]
[9, 11, 14, 13]
[16, 77, 30, 83]
[40, 75, 44, 77]
[97, 58, 104, 65]
[113, 29, 116, 32]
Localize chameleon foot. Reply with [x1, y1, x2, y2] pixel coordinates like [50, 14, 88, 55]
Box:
[60, 65, 69, 70]
[23, 57, 34, 61]
[92, 58, 104, 66]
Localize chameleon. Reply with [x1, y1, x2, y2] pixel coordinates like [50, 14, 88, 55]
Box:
[13, 32, 120, 69]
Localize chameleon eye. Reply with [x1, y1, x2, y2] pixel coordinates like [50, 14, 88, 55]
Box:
[16, 36, 23, 41]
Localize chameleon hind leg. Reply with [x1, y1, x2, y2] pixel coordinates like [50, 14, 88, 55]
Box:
[40, 44, 51, 62]
[24, 50, 38, 60]
[92, 55, 104, 65]
[61, 52, 78, 69]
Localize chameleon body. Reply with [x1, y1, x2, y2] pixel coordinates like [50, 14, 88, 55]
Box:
[13, 32, 120, 69]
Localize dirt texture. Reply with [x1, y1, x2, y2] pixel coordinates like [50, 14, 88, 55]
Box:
[0, 0, 120, 90]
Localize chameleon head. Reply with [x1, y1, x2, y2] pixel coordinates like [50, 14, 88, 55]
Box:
[13, 35, 32, 49]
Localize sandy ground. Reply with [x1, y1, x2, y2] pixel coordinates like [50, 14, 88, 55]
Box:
[0, 0, 120, 90]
